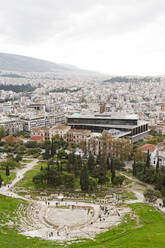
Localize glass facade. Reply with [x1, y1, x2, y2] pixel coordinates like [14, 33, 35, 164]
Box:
[68, 117, 138, 126]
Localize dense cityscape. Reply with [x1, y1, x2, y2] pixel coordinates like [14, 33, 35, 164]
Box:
[0, 66, 165, 245]
[1, 0, 165, 247]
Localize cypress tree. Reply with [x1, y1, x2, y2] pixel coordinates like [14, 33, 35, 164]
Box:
[156, 158, 159, 173]
[96, 150, 102, 165]
[51, 138, 55, 157]
[0, 175, 2, 187]
[44, 140, 51, 160]
[110, 158, 113, 173]
[111, 160, 115, 184]
[87, 153, 95, 173]
[107, 157, 111, 170]
[146, 150, 150, 168]
[132, 158, 136, 176]
[6, 165, 10, 176]
[80, 166, 89, 191]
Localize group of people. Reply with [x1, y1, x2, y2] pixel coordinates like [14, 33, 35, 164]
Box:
[48, 232, 54, 238]
[98, 205, 114, 222]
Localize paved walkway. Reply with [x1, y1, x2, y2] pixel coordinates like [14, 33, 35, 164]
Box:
[0, 158, 39, 200]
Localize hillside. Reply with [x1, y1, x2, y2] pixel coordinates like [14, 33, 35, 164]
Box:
[0, 53, 93, 74]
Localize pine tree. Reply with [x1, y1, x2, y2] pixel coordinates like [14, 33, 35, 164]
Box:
[80, 166, 89, 191]
[6, 165, 10, 176]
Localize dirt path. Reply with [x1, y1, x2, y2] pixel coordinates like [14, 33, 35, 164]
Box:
[0, 158, 38, 200]
[119, 172, 147, 203]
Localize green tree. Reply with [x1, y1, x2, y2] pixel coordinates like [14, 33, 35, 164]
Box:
[156, 158, 159, 173]
[113, 175, 125, 186]
[132, 158, 136, 176]
[50, 138, 56, 157]
[0, 174, 2, 187]
[98, 160, 107, 185]
[6, 165, 10, 176]
[15, 154, 22, 162]
[63, 173, 75, 189]
[87, 153, 95, 174]
[80, 166, 89, 192]
[43, 140, 51, 160]
[146, 150, 150, 168]
[25, 141, 38, 148]
[113, 158, 125, 170]
[107, 157, 111, 170]
[96, 151, 102, 165]
[57, 149, 67, 160]
[0, 126, 6, 140]
[144, 189, 161, 203]
[66, 161, 71, 173]
[47, 159, 54, 166]
[4, 160, 18, 169]
[89, 177, 97, 191]
[111, 159, 116, 184]
[27, 148, 41, 155]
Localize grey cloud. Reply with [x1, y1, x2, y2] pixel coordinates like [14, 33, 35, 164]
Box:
[0, 0, 165, 45]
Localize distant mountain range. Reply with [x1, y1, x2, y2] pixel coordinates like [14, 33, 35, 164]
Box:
[0, 53, 96, 74]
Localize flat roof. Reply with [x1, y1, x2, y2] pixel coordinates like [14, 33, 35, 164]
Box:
[68, 113, 139, 120]
[104, 130, 131, 138]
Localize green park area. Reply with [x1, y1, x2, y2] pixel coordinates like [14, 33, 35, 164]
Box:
[16, 162, 47, 188]
[0, 132, 165, 247]
[0, 171, 16, 185]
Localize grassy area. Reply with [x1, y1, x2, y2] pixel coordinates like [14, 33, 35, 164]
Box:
[37, 161, 47, 166]
[74, 176, 80, 189]
[16, 161, 81, 191]
[122, 190, 137, 200]
[1, 195, 165, 247]
[0, 195, 61, 248]
[22, 160, 33, 163]
[0, 171, 16, 185]
[16, 162, 47, 188]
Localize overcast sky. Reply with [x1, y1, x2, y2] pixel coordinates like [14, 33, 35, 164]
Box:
[1, 0, 165, 75]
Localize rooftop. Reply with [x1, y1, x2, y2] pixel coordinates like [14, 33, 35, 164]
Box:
[51, 125, 70, 130]
[32, 127, 49, 131]
[68, 129, 91, 135]
[139, 144, 156, 153]
[68, 112, 139, 120]
[30, 136, 43, 141]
